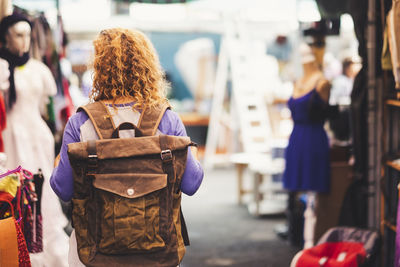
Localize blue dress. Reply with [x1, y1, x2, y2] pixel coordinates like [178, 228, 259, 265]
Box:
[283, 89, 330, 193]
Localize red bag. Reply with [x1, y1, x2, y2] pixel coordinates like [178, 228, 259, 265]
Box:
[0, 191, 31, 267]
[296, 242, 366, 267]
[0, 216, 18, 266]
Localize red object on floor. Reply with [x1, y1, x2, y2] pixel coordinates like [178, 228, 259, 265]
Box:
[296, 242, 366, 267]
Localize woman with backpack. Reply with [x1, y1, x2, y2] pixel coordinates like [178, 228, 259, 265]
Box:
[50, 28, 204, 267]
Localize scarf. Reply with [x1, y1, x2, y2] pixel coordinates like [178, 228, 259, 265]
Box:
[0, 48, 29, 110]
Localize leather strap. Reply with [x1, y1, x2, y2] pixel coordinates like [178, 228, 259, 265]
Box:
[87, 140, 97, 176]
[159, 135, 175, 183]
[77, 102, 116, 139]
[111, 122, 143, 138]
[138, 102, 170, 136]
[180, 207, 190, 246]
[159, 135, 190, 246]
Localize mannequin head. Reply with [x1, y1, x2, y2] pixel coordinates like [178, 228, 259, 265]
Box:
[309, 36, 325, 69]
[5, 21, 31, 56]
[299, 43, 316, 64]
[0, 14, 32, 56]
[299, 43, 319, 74]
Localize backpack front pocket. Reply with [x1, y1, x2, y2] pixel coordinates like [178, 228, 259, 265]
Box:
[92, 173, 168, 254]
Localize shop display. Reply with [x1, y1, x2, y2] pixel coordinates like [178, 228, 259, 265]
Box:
[0, 13, 69, 266]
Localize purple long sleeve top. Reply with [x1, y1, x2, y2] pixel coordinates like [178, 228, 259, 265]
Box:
[50, 109, 204, 202]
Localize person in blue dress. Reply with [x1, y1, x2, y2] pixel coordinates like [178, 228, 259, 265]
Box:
[283, 43, 331, 248]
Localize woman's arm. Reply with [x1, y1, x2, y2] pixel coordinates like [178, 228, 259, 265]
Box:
[158, 109, 204, 196]
[50, 113, 86, 201]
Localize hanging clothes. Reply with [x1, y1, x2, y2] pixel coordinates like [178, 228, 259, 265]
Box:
[395, 183, 400, 267]
[0, 58, 8, 152]
[30, 16, 47, 62]
[2, 57, 69, 266]
[0, 0, 12, 21]
[0, 93, 6, 152]
[386, 0, 400, 89]
[387, 8, 400, 88]
[0, 168, 37, 267]
[382, 25, 393, 70]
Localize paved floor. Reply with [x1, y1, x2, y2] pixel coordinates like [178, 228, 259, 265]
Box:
[180, 167, 300, 267]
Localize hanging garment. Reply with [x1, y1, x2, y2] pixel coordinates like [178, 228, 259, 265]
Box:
[24, 171, 44, 253]
[350, 67, 368, 181]
[2, 58, 69, 266]
[395, 183, 400, 267]
[382, 25, 393, 71]
[283, 89, 330, 192]
[0, 58, 9, 153]
[387, 8, 400, 89]
[0, 0, 12, 21]
[0, 93, 6, 152]
[0, 174, 19, 196]
[393, 0, 400, 88]
[0, 168, 44, 254]
[30, 17, 47, 61]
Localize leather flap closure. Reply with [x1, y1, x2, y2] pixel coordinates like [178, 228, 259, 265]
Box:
[68, 135, 192, 160]
[93, 173, 167, 198]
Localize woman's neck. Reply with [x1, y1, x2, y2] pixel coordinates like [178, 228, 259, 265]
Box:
[102, 97, 135, 104]
[302, 61, 320, 78]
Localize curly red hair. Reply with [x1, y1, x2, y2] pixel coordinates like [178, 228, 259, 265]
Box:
[90, 28, 168, 108]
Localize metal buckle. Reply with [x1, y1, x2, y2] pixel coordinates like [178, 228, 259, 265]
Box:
[160, 149, 172, 162]
[88, 155, 98, 165]
[87, 154, 98, 175]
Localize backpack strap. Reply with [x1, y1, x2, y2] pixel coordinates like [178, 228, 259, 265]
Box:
[180, 207, 190, 246]
[77, 102, 116, 139]
[137, 102, 170, 136]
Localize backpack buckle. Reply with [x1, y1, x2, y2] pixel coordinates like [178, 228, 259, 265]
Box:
[87, 154, 98, 175]
[160, 149, 172, 162]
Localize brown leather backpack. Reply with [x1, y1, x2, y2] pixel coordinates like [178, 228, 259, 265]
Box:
[67, 101, 194, 267]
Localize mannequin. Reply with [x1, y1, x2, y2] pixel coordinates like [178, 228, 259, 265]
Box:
[283, 43, 331, 249]
[292, 44, 330, 101]
[0, 14, 69, 266]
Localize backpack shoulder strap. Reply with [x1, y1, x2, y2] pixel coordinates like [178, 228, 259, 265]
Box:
[137, 102, 170, 136]
[77, 102, 116, 139]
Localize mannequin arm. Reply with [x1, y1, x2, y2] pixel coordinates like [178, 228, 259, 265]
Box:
[316, 79, 331, 103]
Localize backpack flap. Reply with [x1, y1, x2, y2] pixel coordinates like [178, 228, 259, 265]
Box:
[92, 173, 167, 198]
[68, 135, 192, 161]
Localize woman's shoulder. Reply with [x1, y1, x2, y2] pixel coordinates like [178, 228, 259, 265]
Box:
[162, 108, 180, 122]
[159, 108, 186, 136]
[68, 110, 90, 129]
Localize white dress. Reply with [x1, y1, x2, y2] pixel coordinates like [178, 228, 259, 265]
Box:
[2, 58, 69, 267]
